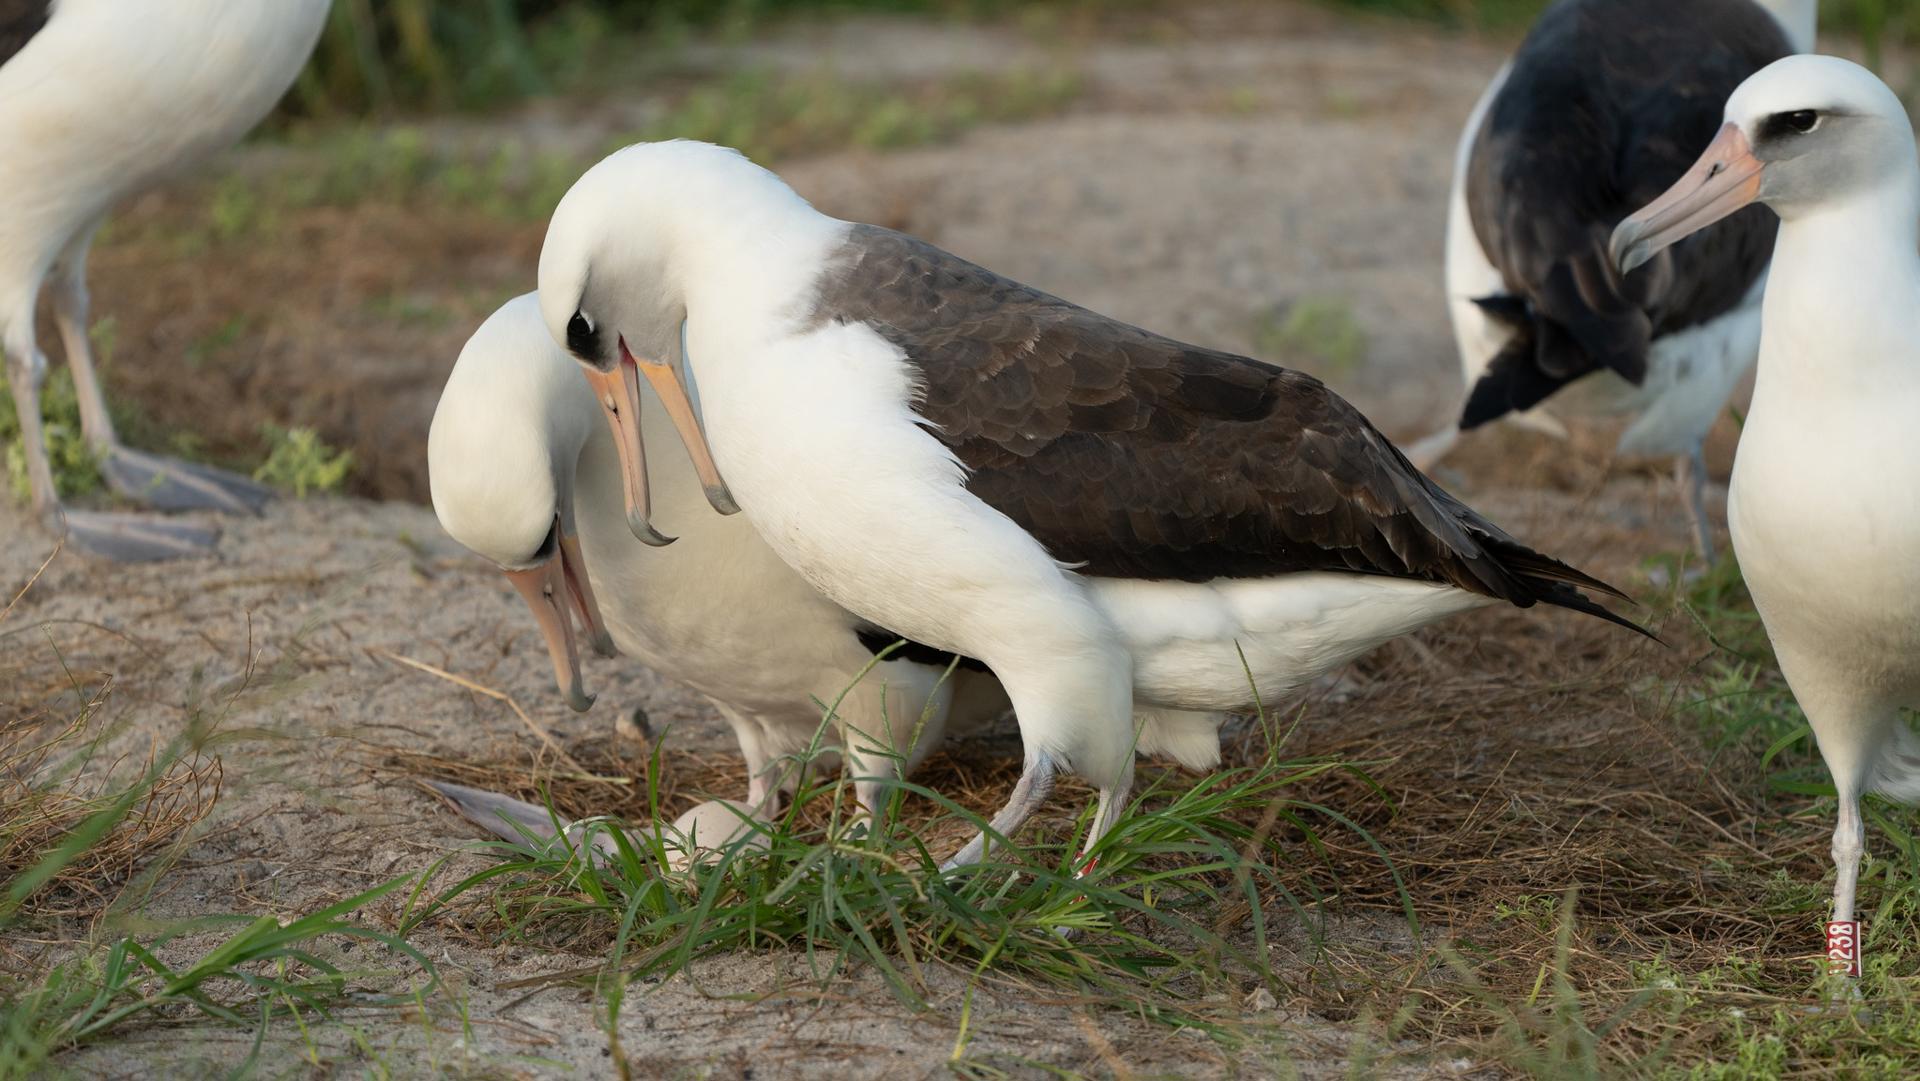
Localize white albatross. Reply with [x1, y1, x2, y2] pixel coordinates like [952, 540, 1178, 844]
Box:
[427, 294, 1008, 824]
[1423, 0, 1817, 558]
[533, 141, 1653, 870]
[1611, 54, 1920, 977]
[0, 0, 332, 560]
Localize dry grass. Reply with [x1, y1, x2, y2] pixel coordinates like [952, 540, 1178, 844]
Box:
[0, 553, 223, 934]
[0, 704, 223, 926]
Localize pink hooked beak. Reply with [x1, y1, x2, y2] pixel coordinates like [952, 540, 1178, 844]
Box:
[579, 340, 739, 546]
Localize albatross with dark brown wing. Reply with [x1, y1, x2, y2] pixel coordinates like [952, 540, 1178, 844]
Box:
[812, 224, 1650, 637]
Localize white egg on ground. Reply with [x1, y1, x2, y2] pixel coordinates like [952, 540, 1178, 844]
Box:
[658, 799, 770, 872]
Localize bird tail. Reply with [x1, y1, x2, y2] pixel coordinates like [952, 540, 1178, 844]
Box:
[1869, 722, 1920, 805]
[1459, 257, 1652, 430]
[1483, 537, 1661, 643]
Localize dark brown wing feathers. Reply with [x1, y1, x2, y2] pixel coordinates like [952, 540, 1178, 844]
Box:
[0, 0, 47, 69]
[814, 225, 1646, 636]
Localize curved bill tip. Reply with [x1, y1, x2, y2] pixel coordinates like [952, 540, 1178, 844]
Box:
[503, 558, 597, 716]
[1609, 121, 1764, 277]
[702, 483, 741, 516]
[1608, 220, 1654, 276]
[626, 509, 676, 546]
[590, 630, 617, 659]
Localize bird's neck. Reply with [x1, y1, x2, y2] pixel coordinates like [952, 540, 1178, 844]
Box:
[1760, 180, 1920, 391]
[1754, 0, 1818, 52]
[676, 209, 848, 353]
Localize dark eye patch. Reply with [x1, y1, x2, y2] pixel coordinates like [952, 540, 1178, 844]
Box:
[566, 311, 599, 358]
[1760, 109, 1820, 141]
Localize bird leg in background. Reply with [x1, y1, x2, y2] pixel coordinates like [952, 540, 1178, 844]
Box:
[6, 323, 216, 561]
[941, 754, 1057, 870]
[4, 334, 59, 527]
[1677, 441, 1715, 562]
[47, 241, 273, 517]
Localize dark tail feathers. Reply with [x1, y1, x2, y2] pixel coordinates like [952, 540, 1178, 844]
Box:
[1458, 266, 1652, 430]
[1485, 536, 1661, 643]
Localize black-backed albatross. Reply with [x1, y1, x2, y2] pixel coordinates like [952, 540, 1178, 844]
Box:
[428, 294, 1008, 822]
[1612, 54, 1920, 980]
[1428, 0, 1815, 558]
[0, 0, 329, 560]
[536, 140, 1653, 870]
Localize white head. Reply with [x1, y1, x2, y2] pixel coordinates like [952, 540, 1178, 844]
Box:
[537, 142, 810, 542]
[1612, 55, 1918, 272]
[429, 293, 616, 711]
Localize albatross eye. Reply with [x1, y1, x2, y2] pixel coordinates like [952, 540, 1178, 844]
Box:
[566, 311, 596, 356]
[1758, 109, 1822, 142]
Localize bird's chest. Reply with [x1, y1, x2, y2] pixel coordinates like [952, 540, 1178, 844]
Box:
[1730, 386, 1920, 660]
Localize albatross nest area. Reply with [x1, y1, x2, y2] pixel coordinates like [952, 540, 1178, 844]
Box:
[5, 1, 1920, 1077]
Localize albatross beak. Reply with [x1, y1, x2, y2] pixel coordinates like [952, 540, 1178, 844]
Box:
[504, 546, 596, 713]
[1611, 123, 1765, 275]
[557, 526, 616, 658]
[582, 359, 675, 547]
[621, 338, 739, 517]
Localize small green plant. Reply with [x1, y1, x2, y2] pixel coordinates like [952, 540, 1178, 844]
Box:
[1491, 893, 1560, 933]
[0, 369, 104, 504]
[1251, 297, 1368, 379]
[253, 425, 354, 498]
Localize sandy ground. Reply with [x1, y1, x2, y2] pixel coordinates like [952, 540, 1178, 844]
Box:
[3, 4, 1726, 1076]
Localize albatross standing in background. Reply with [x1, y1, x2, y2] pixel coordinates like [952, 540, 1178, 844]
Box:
[428, 294, 1008, 823]
[0, 0, 330, 560]
[1611, 55, 1920, 978]
[1429, 0, 1816, 558]
[534, 141, 1651, 869]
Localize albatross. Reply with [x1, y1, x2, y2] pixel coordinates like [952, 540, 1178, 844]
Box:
[0, 0, 330, 560]
[1429, 0, 1816, 558]
[533, 141, 1652, 869]
[428, 294, 1008, 820]
[1611, 54, 1920, 978]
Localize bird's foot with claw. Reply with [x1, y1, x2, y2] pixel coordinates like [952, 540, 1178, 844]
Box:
[63, 507, 220, 562]
[102, 446, 275, 515]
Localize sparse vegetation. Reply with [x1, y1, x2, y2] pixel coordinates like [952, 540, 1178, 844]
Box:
[253, 425, 355, 498]
[285, 0, 1123, 119]
[640, 68, 1083, 163]
[406, 710, 1395, 1032]
[1252, 297, 1368, 380]
[0, 574, 434, 1076]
